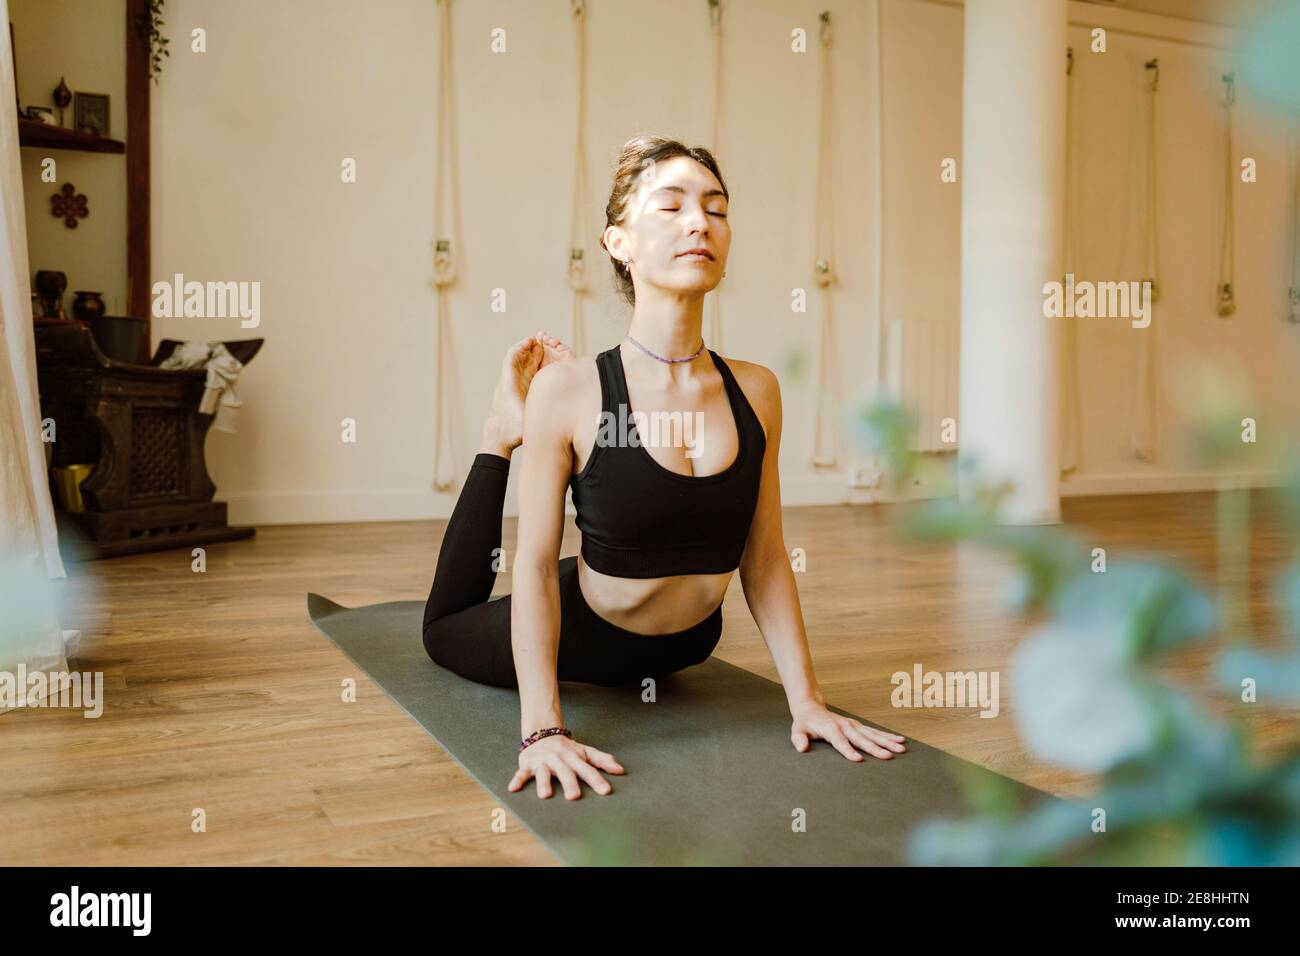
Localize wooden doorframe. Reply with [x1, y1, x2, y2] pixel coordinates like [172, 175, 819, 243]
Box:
[125, 0, 150, 357]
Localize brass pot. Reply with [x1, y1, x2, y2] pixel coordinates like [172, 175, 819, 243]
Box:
[72, 291, 107, 322]
[51, 464, 94, 512]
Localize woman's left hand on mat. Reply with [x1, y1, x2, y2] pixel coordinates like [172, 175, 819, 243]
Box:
[789, 703, 907, 761]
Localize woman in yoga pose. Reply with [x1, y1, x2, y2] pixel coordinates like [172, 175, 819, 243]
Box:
[422, 136, 905, 800]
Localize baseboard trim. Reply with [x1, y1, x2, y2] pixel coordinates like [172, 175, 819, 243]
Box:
[1058, 469, 1286, 497]
[222, 490, 459, 526]
[220, 468, 1288, 525]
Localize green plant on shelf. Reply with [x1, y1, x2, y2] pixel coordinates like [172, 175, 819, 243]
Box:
[135, 0, 170, 83]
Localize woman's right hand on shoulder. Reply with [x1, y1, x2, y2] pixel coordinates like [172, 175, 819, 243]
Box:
[508, 735, 625, 799]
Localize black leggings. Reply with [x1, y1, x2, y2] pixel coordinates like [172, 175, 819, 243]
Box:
[421, 452, 725, 689]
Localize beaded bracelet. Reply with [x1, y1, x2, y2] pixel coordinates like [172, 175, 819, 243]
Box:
[519, 726, 572, 753]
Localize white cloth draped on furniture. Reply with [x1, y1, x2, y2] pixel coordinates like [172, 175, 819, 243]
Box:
[159, 341, 247, 432]
[1, 0, 72, 712]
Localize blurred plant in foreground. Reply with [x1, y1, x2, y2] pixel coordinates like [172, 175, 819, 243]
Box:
[855, 369, 1300, 865]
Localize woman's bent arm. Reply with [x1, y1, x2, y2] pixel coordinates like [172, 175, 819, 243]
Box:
[511, 363, 576, 736]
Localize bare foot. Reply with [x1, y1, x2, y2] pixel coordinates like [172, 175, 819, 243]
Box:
[533, 329, 575, 368]
[478, 335, 537, 456]
[480, 332, 576, 457]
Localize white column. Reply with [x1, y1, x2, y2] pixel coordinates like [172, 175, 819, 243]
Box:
[957, 0, 1065, 524]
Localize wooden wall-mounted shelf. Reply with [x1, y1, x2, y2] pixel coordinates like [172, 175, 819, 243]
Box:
[17, 116, 125, 154]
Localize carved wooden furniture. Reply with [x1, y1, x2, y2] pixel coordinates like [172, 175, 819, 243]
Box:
[34, 321, 262, 559]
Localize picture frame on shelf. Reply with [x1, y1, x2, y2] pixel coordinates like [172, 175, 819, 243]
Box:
[73, 91, 109, 137]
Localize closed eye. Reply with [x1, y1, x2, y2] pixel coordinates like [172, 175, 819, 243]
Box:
[659, 207, 728, 218]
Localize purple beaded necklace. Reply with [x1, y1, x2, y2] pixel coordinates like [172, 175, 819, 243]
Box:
[623, 333, 705, 364]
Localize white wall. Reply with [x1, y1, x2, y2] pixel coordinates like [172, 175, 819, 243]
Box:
[1063, 3, 1297, 492]
[147, 0, 1297, 525]
[879, 0, 1299, 496]
[152, 0, 880, 523]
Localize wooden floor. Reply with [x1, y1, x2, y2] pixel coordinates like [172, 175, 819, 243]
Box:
[3, 489, 1297, 865]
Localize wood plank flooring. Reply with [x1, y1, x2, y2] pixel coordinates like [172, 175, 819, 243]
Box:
[2, 489, 1296, 865]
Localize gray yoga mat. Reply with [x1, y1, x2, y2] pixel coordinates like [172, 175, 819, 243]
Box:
[307, 593, 1060, 865]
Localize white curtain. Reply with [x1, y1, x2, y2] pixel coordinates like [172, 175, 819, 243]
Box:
[1, 0, 71, 712]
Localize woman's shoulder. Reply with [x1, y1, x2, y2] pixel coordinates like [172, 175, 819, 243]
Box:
[714, 352, 781, 438]
[526, 353, 603, 422]
[715, 352, 779, 399]
[530, 352, 599, 395]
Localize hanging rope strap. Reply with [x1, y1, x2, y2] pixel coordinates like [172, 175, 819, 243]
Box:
[430, 0, 462, 491]
[810, 11, 839, 469]
[1060, 46, 1082, 476]
[1143, 59, 1161, 303]
[565, 0, 589, 356]
[706, 0, 724, 351]
[1130, 58, 1160, 463]
[1290, 122, 1300, 323]
[1218, 72, 1237, 317]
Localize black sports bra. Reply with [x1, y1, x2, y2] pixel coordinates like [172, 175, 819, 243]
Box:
[569, 344, 767, 578]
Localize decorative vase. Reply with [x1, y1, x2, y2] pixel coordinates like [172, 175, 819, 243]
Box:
[34, 270, 67, 318]
[53, 76, 72, 126]
[73, 291, 107, 322]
